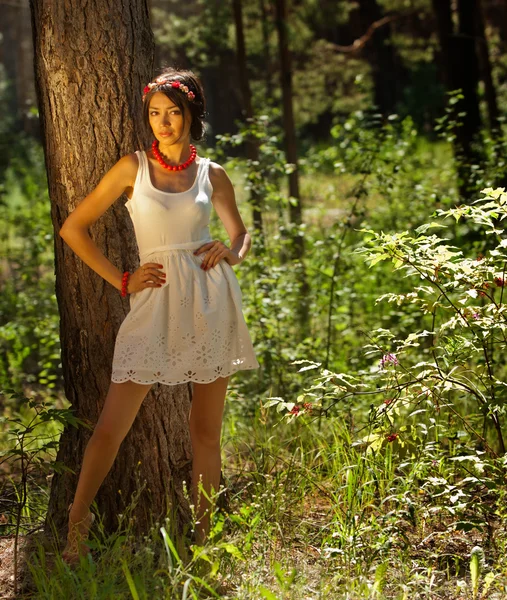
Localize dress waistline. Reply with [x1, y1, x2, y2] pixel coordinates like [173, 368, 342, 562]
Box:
[139, 239, 213, 261]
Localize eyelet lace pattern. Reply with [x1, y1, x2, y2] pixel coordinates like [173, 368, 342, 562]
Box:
[111, 251, 260, 385]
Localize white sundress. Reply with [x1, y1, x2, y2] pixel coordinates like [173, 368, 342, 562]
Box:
[110, 150, 260, 385]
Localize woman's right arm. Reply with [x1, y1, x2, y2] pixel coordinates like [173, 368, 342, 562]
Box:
[59, 154, 137, 292]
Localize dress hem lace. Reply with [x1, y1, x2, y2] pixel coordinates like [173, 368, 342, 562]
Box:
[110, 363, 260, 386]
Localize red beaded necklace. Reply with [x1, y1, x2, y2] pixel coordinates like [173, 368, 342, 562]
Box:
[151, 140, 197, 171]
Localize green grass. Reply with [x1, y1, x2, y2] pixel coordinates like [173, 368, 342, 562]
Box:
[5, 402, 505, 598]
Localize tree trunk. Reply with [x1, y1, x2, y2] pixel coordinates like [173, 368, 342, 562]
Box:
[489, 0, 507, 44]
[29, 0, 193, 540]
[0, 0, 39, 137]
[431, 0, 455, 89]
[356, 0, 403, 116]
[456, 0, 482, 151]
[274, 0, 310, 335]
[273, 0, 302, 244]
[475, 0, 501, 135]
[431, 0, 484, 200]
[232, 0, 265, 250]
[259, 0, 274, 104]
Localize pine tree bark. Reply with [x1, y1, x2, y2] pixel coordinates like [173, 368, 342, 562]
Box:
[29, 0, 193, 539]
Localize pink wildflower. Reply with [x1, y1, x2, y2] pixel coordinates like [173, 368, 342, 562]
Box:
[379, 353, 398, 369]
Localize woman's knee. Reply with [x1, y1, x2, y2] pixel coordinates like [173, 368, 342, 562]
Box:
[189, 417, 221, 448]
[90, 421, 124, 449]
[91, 380, 151, 448]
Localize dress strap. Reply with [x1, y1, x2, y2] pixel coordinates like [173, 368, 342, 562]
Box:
[199, 157, 212, 197]
[133, 150, 147, 189]
[139, 150, 149, 175]
[197, 157, 208, 181]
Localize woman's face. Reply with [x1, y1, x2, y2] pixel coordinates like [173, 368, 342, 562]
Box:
[148, 92, 191, 145]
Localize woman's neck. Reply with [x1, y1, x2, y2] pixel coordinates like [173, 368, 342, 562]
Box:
[155, 140, 193, 165]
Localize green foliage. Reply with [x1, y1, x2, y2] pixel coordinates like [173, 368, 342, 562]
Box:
[267, 188, 507, 455]
[0, 388, 86, 533]
[0, 388, 87, 595]
[359, 188, 507, 449]
[152, 0, 232, 69]
[213, 109, 290, 214]
[0, 144, 61, 394]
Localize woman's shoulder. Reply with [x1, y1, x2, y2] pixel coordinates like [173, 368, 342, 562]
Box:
[120, 151, 141, 167]
[114, 152, 141, 189]
[208, 160, 230, 188]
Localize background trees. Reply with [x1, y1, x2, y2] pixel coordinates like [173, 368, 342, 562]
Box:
[4, 0, 506, 194]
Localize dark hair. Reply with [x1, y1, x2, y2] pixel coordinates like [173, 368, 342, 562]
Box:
[142, 67, 207, 143]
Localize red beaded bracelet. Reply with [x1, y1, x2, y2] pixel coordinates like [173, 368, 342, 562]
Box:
[121, 271, 130, 297]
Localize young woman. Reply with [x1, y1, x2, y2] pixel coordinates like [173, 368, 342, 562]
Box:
[59, 67, 260, 564]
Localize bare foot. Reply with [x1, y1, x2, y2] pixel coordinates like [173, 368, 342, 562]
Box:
[61, 503, 95, 565]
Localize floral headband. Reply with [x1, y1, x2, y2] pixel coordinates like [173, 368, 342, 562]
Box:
[142, 76, 196, 103]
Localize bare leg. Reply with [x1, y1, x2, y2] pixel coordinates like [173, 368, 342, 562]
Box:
[68, 380, 152, 523]
[189, 375, 229, 544]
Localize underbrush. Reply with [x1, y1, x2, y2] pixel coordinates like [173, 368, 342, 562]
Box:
[2, 400, 506, 598]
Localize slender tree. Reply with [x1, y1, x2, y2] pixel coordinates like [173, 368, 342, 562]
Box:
[273, 0, 302, 245]
[274, 0, 310, 334]
[431, 0, 484, 199]
[356, 0, 405, 116]
[29, 0, 193, 538]
[456, 0, 482, 151]
[431, 0, 455, 88]
[259, 0, 274, 104]
[232, 0, 265, 248]
[475, 0, 501, 136]
[0, 0, 39, 137]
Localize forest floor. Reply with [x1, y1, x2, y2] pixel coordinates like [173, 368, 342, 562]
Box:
[1, 412, 506, 600]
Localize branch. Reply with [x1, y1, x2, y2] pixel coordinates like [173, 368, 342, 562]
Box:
[328, 14, 400, 54]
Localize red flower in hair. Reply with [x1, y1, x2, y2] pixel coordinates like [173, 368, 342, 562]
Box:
[143, 85, 151, 96]
[171, 81, 181, 89]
